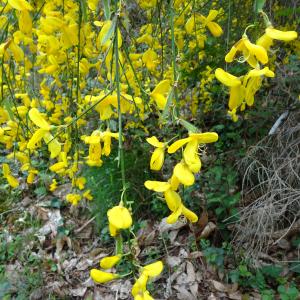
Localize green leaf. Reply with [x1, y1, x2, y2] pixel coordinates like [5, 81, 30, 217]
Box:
[162, 88, 174, 119]
[178, 119, 198, 133]
[102, 0, 111, 20]
[254, 0, 266, 13]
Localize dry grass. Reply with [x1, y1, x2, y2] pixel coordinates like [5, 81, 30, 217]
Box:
[233, 111, 300, 257]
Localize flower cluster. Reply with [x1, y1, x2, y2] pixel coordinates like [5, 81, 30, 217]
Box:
[145, 131, 218, 224]
[215, 14, 298, 121]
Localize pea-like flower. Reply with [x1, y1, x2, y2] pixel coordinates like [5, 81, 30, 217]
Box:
[146, 136, 166, 171]
[107, 205, 133, 237]
[27, 108, 61, 159]
[225, 35, 269, 68]
[100, 255, 122, 269]
[2, 163, 19, 188]
[90, 269, 119, 284]
[132, 261, 163, 300]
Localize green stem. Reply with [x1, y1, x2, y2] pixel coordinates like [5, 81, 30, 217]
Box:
[115, 2, 126, 200]
[115, 233, 123, 255]
[169, 0, 179, 117]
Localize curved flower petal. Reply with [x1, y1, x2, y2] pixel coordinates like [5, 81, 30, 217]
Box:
[215, 68, 241, 87]
[144, 180, 171, 192]
[146, 136, 164, 148]
[143, 261, 163, 277]
[107, 206, 132, 232]
[182, 206, 198, 223]
[244, 39, 268, 65]
[266, 27, 297, 41]
[90, 269, 119, 283]
[28, 108, 51, 130]
[164, 189, 182, 211]
[167, 206, 183, 224]
[189, 132, 219, 144]
[168, 137, 191, 154]
[207, 22, 223, 37]
[150, 147, 165, 171]
[173, 162, 195, 186]
[100, 255, 121, 269]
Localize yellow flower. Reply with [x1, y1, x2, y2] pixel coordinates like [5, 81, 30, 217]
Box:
[75, 177, 86, 190]
[66, 193, 81, 206]
[49, 179, 58, 191]
[100, 255, 121, 269]
[132, 261, 163, 299]
[83, 189, 93, 200]
[8, 0, 33, 11]
[265, 27, 298, 42]
[27, 168, 38, 184]
[142, 49, 158, 72]
[150, 80, 171, 110]
[2, 163, 19, 188]
[90, 269, 119, 284]
[144, 181, 198, 224]
[146, 136, 165, 171]
[198, 10, 223, 37]
[215, 68, 243, 110]
[27, 108, 61, 159]
[107, 206, 133, 237]
[225, 35, 268, 68]
[168, 132, 218, 175]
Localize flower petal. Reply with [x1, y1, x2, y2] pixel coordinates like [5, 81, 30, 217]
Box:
[167, 137, 191, 154]
[146, 136, 164, 148]
[144, 180, 171, 192]
[173, 162, 195, 186]
[143, 261, 163, 277]
[28, 108, 51, 130]
[150, 147, 165, 171]
[90, 269, 119, 283]
[266, 27, 297, 41]
[100, 255, 121, 269]
[215, 68, 241, 87]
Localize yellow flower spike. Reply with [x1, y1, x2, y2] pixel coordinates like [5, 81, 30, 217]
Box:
[28, 108, 51, 130]
[8, 0, 33, 11]
[265, 27, 298, 42]
[144, 180, 171, 192]
[215, 68, 241, 87]
[90, 269, 119, 284]
[173, 162, 195, 186]
[142, 261, 163, 277]
[107, 206, 132, 237]
[146, 136, 165, 171]
[183, 140, 201, 173]
[100, 255, 121, 269]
